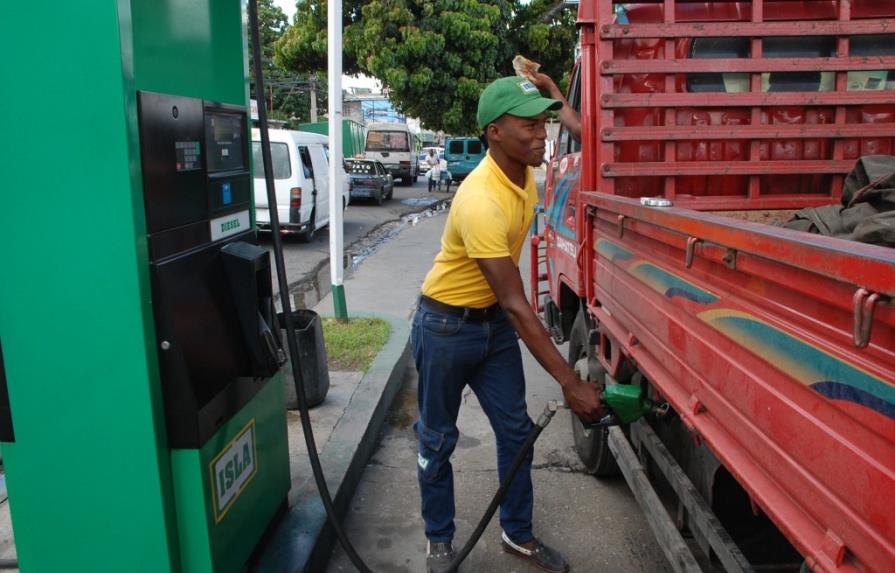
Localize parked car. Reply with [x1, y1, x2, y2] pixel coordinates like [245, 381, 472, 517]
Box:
[346, 159, 394, 205]
[444, 137, 485, 182]
[251, 129, 349, 242]
[418, 146, 444, 175]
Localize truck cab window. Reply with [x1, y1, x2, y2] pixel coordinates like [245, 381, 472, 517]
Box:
[849, 35, 895, 91]
[559, 67, 582, 155]
[684, 36, 881, 93]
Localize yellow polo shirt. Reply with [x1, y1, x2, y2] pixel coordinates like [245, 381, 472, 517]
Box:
[421, 151, 538, 308]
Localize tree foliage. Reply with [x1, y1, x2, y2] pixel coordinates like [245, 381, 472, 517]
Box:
[274, 1, 578, 134]
[254, 0, 289, 65]
[249, 0, 327, 125]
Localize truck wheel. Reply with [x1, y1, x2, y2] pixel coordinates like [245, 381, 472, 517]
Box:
[568, 309, 619, 477]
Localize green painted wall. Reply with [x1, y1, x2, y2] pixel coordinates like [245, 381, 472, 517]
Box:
[299, 119, 367, 158]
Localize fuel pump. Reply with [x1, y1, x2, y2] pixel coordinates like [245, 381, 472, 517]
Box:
[0, 3, 289, 572]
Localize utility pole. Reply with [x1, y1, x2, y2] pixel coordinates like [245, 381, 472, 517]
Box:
[328, 0, 347, 319]
[309, 74, 318, 122]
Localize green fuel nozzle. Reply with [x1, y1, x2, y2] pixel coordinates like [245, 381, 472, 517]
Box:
[601, 384, 657, 424]
[543, 385, 668, 431]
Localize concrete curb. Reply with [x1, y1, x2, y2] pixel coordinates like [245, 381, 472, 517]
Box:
[255, 312, 411, 573]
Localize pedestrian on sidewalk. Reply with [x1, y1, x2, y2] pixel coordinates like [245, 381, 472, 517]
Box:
[426, 149, 440, 192]
[413, 76, 602, 573]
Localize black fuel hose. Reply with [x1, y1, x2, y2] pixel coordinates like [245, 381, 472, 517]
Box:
[249, 3, 557, 571]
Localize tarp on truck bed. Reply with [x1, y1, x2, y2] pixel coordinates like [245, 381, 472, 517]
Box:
[783, 155, 895, 247]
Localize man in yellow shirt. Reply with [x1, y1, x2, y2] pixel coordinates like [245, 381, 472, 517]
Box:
[414, 77, 602, 573]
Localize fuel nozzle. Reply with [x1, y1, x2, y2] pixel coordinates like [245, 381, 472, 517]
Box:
[585, 384, 668, 431]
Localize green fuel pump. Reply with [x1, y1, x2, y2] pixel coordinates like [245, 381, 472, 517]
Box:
[0, 2, 289, 572]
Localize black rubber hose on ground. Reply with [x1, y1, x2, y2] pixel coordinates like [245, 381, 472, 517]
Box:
[444, 414, 551, 573]
[249, 3, 556, 571]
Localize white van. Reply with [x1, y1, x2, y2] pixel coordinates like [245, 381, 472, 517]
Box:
[251, 129, 349, 241]
[364, 122, 419, 185]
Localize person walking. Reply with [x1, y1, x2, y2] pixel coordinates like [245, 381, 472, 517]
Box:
[413, 76, 602, 573]
[426, 149, 441, 192]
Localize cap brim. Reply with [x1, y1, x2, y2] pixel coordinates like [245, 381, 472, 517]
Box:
[506, 97, 563, 119]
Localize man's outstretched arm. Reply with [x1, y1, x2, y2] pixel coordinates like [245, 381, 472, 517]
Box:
[476, 256, 601, 422]
[530, 72, 581, 142]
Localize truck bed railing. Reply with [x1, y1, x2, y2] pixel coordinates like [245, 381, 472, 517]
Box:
[586, 0, 895, 209]
[585, 192, 895, 298]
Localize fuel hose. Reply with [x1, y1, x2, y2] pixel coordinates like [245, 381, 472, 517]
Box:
[248, 2, 562, 571]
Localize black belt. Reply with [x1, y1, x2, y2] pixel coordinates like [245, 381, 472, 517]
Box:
[419, 295, 502, 321]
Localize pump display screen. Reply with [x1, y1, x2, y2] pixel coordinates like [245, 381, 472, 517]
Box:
[206, 112, 246, 172]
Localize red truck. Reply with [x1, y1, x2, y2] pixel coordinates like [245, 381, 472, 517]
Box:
[532, 2, 895, 572]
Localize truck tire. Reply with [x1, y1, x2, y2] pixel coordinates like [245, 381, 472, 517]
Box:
[568, 309, 620, 477]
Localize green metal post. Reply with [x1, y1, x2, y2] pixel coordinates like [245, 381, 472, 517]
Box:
[332, 284, 349, 319]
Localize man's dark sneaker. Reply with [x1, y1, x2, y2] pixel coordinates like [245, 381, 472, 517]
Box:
[427, 540, 457, 573]
[501, 532, 570, 573]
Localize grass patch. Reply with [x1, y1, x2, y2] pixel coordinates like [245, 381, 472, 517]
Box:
[322, 317, 390, 372]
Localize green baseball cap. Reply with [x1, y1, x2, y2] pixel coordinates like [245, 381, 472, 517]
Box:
[476, 76, 562, 130]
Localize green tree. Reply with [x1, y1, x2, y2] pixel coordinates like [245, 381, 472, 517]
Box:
[511, 0, 578, 89]
[249, 0, 289, 72]
[274, 0, 577, 134]
[249, 0, 327, 125]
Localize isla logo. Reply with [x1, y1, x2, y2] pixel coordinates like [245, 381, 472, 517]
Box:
[209, 419, 258, 523]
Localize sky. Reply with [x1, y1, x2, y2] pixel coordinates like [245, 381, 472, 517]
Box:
[274, 0, 297, 22]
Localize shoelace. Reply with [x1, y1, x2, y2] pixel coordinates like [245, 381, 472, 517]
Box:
[427, 542, 455, 559]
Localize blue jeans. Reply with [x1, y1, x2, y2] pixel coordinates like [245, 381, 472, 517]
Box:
[412, 301, 535, 545]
